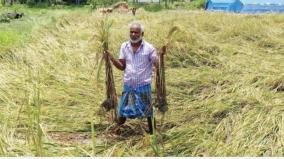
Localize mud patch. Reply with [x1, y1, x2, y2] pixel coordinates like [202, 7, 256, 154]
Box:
[48, 132, 92, 144]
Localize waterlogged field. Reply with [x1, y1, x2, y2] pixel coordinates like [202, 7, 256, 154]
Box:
[0, 6, 284, 156]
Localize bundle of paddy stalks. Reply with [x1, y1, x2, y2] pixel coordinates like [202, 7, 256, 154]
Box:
[95, 17, 118, 122]
[155, 26, 180, 113]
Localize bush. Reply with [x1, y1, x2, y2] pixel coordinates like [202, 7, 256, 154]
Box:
[0, 15, 11, 23]
[88, 0, 123, 9]
[169, 0, 207, 9]
[143, 3, 163, 11]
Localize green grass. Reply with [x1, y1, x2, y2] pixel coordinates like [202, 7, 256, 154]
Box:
[0, 4, 89, 52]
[0, 5, 284, 156]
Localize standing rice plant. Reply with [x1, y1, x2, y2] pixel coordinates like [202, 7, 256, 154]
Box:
[25, 69, 43, 156]
[150, 109, 161, 156]
[34, 72, 43, 157]
[0, 136, 5, 155]
[90, 117, 96, 156]
[95, 16, 118, 123]
[155, 26, 180, 113]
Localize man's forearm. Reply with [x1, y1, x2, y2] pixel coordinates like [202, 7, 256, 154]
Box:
[109, 55, 125, 71]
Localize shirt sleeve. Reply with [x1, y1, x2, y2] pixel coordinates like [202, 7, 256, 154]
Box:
[119, 43, 125, 60]
[149, 46, 158, 64]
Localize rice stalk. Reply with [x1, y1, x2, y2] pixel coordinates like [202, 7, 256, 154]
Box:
[0, 137, 5, 155]
[25, 80, 35, 152]
[34, 71, 43, 157]
[0, 115, 10, 156]
[108, 144, 117, 157]
[91, 118, 96, 156]
[95, 16, 118, 123]
[76, 146, 92, 157]
[25, 69, 43, 156]
[165, 26, 180, 46]
[95, 55, 104, 83]
[150, 109, 161, 156]
[155, 26, 180, 113]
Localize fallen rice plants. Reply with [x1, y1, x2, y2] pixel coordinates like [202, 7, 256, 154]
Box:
[0, 7, 283, 157]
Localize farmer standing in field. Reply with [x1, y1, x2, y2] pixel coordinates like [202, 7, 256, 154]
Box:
[104, 21, 166, 134]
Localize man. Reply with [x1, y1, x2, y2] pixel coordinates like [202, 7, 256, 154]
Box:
[104, 21, 166, 134]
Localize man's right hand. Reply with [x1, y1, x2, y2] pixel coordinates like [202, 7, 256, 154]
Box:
[104, 50, 113, 61]
[103, 50, 126, 71]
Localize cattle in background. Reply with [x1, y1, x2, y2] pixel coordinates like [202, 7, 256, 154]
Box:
[98, 2, 138, 15]
[6, 12, 24, 19]
[98, 8, 113, 14]
[112, 2, 129, 10]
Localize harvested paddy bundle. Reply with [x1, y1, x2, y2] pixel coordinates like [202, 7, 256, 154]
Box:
[95, 17, 118, 122]
[155, 26, 180, 113]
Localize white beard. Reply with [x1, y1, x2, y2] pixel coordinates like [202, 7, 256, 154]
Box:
[130, 36, 142, 44]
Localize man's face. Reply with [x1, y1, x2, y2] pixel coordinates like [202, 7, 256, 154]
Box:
[130, 26, 143, 43]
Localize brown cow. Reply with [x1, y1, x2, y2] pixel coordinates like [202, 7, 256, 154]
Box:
[98, 8, 113, 14]
[112, 2, 129, 10]
[98, 2, 137, 15]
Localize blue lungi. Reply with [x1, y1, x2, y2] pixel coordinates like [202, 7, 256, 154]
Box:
[118, 84, 153, 118]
